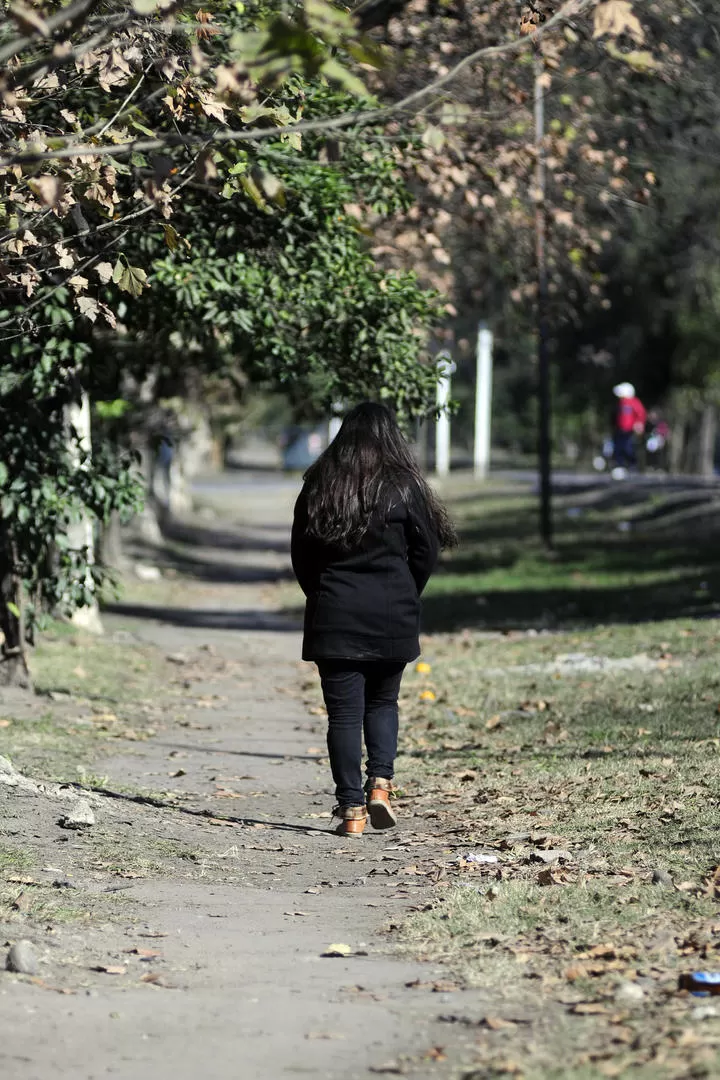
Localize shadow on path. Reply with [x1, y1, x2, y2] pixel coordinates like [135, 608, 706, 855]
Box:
[153, 740, 324, 763]
[162, 517, 291, 556]
[105, 602, 301, 632]
[78, 782, 332, 836]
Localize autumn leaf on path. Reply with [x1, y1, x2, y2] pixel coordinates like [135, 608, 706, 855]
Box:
[322, 943, 353, 957]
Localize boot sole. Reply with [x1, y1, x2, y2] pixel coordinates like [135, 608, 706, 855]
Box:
[368, 799, 397, 830]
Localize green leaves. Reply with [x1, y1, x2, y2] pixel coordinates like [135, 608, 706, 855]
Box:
[94, 399, 130, 420]
[162, 224, 188, 252]
[305, 0, 354, 40]
[229, 0, 369, 93]
[606, 42, 659, 72]
[112, 259, 148, 298]
[319, 57, 366, 96]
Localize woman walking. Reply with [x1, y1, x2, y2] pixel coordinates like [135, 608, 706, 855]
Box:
[291, 402, 456, 837]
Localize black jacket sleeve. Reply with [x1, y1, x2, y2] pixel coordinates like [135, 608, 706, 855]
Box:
[291, 489, 320, 597]
[404, 486, 440, 595]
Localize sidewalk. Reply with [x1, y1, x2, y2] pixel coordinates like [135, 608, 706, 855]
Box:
[0, 484, 485, 1080]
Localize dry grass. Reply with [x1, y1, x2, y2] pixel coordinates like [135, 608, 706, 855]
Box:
[394, 482, 720, 1078]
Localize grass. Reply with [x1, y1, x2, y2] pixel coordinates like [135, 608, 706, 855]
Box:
[0, 843, 33, 873]
[0, 622, 183, 781]
[0, 622, 206, 940]
[31, 622, 170, 702]
[422, 478, 720, 632]
[394, 478, 720, 1078]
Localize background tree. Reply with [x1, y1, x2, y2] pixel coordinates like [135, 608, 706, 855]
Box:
[358, 0, 720, 464]
[0, 0, 449, 683]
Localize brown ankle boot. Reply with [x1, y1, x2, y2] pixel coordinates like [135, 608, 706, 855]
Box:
[366, 778, 397, 830]
[333, 805, 367, 837]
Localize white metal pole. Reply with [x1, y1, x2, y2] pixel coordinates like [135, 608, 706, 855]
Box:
[435, 355, 452, 478]
[474, 323, 494, 479]
[328, 415, 342, 442]
[328, 400, 343, 443]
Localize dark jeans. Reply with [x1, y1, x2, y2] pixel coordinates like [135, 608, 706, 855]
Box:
[614, 429, 636, 468]
[317, 661, 406, 808]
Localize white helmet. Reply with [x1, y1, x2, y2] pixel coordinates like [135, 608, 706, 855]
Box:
[613, 382, 635, 398]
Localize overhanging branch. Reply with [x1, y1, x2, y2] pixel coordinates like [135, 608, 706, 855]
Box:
[0, 0, 594, 168]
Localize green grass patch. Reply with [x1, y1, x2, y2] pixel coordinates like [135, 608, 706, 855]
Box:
[423, 482, 720, 632]
[397, 481, 720, 1078]
[0, 843, 33, 874]
[0, 624, 182, 781]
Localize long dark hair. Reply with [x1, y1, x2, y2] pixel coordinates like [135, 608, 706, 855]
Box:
[303, 402, 457, 550]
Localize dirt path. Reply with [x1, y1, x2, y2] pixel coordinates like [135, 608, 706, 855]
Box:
[0, 481, 487, 1080]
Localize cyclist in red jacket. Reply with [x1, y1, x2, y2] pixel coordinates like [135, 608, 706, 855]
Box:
[612, 382, 646, 479]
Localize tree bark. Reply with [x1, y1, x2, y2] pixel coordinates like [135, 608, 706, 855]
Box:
[66, 393, 103, 634]
[98, 511, 126, 571]
[669, 411, 686, 475]
[698, 404, 717, 478]
[0, 546, 31, 689]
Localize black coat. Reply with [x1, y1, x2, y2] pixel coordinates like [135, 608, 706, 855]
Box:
[291, 483, 440, 662]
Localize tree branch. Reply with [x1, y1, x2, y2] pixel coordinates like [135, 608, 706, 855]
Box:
[0, 0, 595, 168]
[0, 166, 198, 330]
[0, 0, 107, 65]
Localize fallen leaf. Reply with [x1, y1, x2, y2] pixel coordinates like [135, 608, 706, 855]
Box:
[484, 1016, 517, 1030]
[487, 1061, 523, 1076]
[571, 1002, 610, 1015]
[406, 978, 460, 992]
[28, 977, 75, 995]
[537, 868, 563, 886]
[532, 849, 573, 864]
[139, 972, 173, 986]
[322, 943, 353, 957]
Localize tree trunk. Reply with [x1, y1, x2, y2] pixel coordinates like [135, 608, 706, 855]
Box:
[669, 412, 686, 475]
[698, 404, 717, 478]
[0, 548, 31, 689]
[99, 511, 126, 571]
[66, 393, 103, 634]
